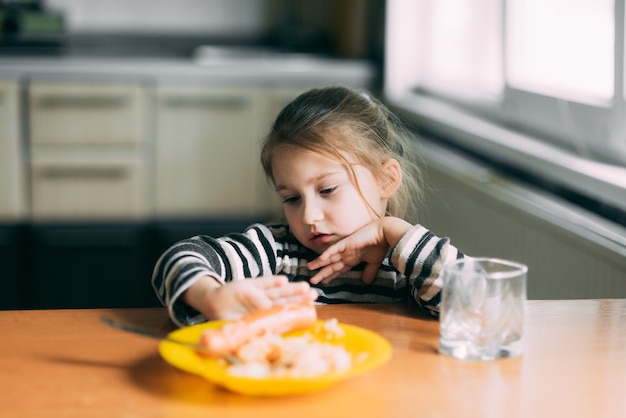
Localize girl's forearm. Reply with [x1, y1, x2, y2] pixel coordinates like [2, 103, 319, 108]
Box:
[381, 216, 413, 248]
[183, 274, 222, 314]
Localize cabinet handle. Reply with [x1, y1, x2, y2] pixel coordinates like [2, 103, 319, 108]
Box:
[35, 167, 129, 180]
[35, 96, 129, 109]
[162, 96, 248, 110]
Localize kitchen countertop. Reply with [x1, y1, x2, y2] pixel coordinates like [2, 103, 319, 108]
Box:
[0, 52, 376, 85]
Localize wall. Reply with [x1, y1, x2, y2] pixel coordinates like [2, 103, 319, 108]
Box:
[41, 0, 385, 62]
[417, 139, 626, 300]
[46, 0, 268, 35]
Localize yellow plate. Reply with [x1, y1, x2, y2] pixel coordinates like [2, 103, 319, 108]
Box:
[159, 319, 392, 396]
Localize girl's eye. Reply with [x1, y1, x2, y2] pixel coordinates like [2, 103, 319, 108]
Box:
[281, 195, 300, 205]
[320, 186, 338, 195]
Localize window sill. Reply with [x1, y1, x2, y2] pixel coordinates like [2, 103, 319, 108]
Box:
[386, 92, 626, 217]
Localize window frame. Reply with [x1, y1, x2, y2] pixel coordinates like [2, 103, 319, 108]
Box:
[384, 0, 626, 214]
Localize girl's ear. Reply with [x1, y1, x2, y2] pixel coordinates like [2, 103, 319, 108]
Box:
[380, 158, 402, 199]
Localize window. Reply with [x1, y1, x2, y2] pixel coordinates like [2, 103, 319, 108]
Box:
[419, 0, 503, 99]
[507, 0, 614, 101]
[384, 0, 626, 167]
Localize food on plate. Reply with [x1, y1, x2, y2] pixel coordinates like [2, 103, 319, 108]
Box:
[227, 331, 352, 378]
[198, 304, 354, 379]
[199, 303, 318, 355]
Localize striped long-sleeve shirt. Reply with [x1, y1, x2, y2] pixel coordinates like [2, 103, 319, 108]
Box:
[152, 222, 465, 326]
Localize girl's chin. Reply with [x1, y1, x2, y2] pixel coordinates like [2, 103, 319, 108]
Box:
[305, 243, 327, 255]
[303, 241, 333, 256]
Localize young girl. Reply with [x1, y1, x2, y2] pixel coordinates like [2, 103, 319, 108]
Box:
[152, 86, 467, 327]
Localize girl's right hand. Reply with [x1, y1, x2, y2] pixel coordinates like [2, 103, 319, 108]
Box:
[308, 217, 412, 285]
[184, 275, 318, 321]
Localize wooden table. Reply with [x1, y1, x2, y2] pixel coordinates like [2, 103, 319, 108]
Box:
[1, 300, 625, 418]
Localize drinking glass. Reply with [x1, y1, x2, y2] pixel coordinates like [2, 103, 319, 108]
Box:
[439, 257, 527, 361]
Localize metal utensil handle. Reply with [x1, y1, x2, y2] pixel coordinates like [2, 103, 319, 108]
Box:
[99, 316, 236, 361]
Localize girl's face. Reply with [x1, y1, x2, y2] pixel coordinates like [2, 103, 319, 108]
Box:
[272, 146, 388, 254]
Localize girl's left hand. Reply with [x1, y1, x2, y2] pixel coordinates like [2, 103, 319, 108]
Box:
[307, 217, 412, 285]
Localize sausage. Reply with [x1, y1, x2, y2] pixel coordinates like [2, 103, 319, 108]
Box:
[198, 303, 317, 355]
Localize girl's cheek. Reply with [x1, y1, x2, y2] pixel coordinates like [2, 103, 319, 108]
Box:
[283, 208, 300, 224]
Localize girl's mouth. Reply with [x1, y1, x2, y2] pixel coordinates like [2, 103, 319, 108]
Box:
[311, 233, 332, 246]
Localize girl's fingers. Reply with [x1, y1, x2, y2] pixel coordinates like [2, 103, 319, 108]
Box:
[320, 265, 351, 284]
[308, 250, 345, 271]
[266, 286, 318, 306]
[309, 266, 334, 284]
[274, 290, 318, 306]
[247, 297, 273, 312]
[307, 260, 320, 270]
[265, 280, 311, 299]
[254, 275, 289, 289]
[309, 269, 328, 285]
[361, 263, 380, 285]
[307, 255, 328, 270]
[309, 240, 347, 266]
[310, 261, 347, 284]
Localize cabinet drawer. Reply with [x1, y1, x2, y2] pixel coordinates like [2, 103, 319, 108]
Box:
[29, 82, 147, 145]
[155, 85, 263, 216]
[30, 159, 147, 220]
[0, 80, 27, 220]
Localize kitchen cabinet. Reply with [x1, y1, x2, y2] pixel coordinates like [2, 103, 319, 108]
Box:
[0, 81, 27, 309]
[24, 223, 159, 309]
[2, 56, 373, 222]
[29, 82, 146, 145]
[23, 218, 276, 310]
[0, 80, 27, 221]
[28, 81, 151, 220]
[0, 56, 374, 310]
[155, 85, 268, 217]
[155, 84, 320, 219]
[30, 156, 147, 220]
[0, 224, 25, 310]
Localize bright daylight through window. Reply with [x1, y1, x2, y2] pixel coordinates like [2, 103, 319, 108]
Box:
[385, 0, 626, 216]
[507, 0, 614, 101]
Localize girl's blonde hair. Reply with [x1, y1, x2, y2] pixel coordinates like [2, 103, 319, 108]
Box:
[261, 86, 424, 220]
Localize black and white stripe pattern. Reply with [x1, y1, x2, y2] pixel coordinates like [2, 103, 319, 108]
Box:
[152, 222, 465, 326]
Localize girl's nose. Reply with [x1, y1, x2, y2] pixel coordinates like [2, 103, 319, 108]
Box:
[302, 198, 323, 224]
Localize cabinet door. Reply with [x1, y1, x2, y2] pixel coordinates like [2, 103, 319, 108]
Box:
[0, 224, 24, 309]
[29, 81, 147, 145]
[30, 157, 147, 221]
[155, 85, 265, 217]
[28, 81, 150, 220]
[25, 224, 159, 309]
[0, 80, 27, 220]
